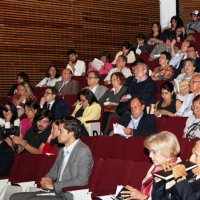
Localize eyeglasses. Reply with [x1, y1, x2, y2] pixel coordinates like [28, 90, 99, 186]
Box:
[80, 99, 87, 103]
[130, 104, 142, 109]
[189, 80, 200, 84]
[44, 92, 53, 95]
[187, 49, 195, 52]
[86, 77, 97, 80]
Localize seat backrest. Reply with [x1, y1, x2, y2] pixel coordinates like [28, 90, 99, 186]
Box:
[92, 136, 126, 159]
[121, 137, 149, 162]
[80, 136, 97, 153]
[71, 76, 87, 89]
[63, 94, 78, 113]
[9, 153, 46, 183]
[35, 154, 57, 186]
[128, 161, 152, 189]
[165, 117, 187, 138]
[92, 159, 134, 197]
[156, 117, 167, 133]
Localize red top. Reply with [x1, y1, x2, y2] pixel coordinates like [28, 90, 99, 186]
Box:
[42, 142, 58, 155]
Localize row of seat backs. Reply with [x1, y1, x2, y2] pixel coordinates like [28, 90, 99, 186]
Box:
[62, 157, 152, 197]
[81, 136, 198, 162]
[8, 153, 57, 186]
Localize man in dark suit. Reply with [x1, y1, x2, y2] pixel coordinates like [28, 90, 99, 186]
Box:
[10, 117, 94, 200]
[152, 141, 200, 200]
[116, 97, 156, 137]
[55, 68, 80, 96]
[117, 61, 157, 116]
[40, 87, 70, 120]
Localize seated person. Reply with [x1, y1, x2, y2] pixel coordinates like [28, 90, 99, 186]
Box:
[152, 140, 200, 200]
[0, 102, 20, 176]
[99, 72, 127, 133]
[151, 51, 174, 81]
[146, 22, 166, 45]
[11, 109, 52, 154]
[176, 74, 200, 117]
[0, 102, 20, 152]
[121, 131, 180, 199]
[173, 25, 187, 42]
[84, 71, 108, 100]
[183, 94, 200, 139]
[149, 34, 178, 61]
[40, 86, 70, 120]
[10, 117, 93, 200]
[173, 45, 200, 78]
[88, 51, 113, 75]
[131, 33, 149, 55]
[155, 82, 182, 117]
[55, 68, 80, 96]
[20, 101, 40, 138]
[11, 82, 37, 109]
[186, 10, 200, 33]
[40, 119, 62, 155]
[112, 41, 136, 64]
[104, 55, 132, 85]
[118, 62, 157, 115]
[113, 97, 156, 137]
[169, 40, 190, 69]
[66, 49, 86, 76]
[72, 89, 101, 136]
[36, 65, 61, 87]
[163, 15, 185, 37]
[174, 58, 196, 101]
[7, 72, 30, 97]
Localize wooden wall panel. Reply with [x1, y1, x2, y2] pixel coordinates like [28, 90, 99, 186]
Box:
[0, 1, 159, 96]
[179, 0, 200, 27]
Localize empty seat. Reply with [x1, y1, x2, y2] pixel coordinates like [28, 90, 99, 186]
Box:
[121, 137, 149, 162]
[92, 159, 134, 197]
[92, 136, 126, 159]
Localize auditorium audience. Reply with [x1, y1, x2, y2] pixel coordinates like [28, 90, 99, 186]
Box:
[88, 51, 113, 75]
[146, 22, 166, 45]
[169, 40, 190, 69]
[72, 89, 101, 136]
[131, 33, 149, 55]
[118, 62, 157, 115]
[40, 86, 70, 120]
[112, 41, 136, 65]
[11, 82, 36, 109]
[9, 117, 93, 200]
[149, 34, 178, 61]
[186, 10, 200, 33]
[66, 49, 86, 76]
[55, 68, 80, 96]
[84, 71, 108, 100]
[151, 51, 174, 81]
[183, 94, 200, 139]
[7, 72, 30, 97]
[174, 58, 196, 101]
[20, 101, 40, 138]
[121, 131, 180, 199]
[152, 140, 200, 199]
[176, 74, 200, 117]
[173, 45, 200, 78]
[36, 65, 61, 87]
[163, 15, 185, 37]
[99, 72, 127, 133]
[155, 82, 182, 117]
[114, 97, 156, 137]
[11, 109, 52, 154]
[104, 55, 132, 84]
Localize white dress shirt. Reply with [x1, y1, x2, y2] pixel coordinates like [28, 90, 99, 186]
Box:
[67, 60, 86, 76]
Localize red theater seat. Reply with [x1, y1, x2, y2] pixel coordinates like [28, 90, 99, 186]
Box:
[92, 159, 134, 197]
[121, 137, 149, 162]
[92, 136, 126, 159]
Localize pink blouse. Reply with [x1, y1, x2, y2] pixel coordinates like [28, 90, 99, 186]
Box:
[20, 118, 33, 138]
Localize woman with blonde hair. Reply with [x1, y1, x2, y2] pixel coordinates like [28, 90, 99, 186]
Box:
[121, 131, 180, 200]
